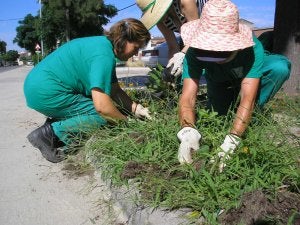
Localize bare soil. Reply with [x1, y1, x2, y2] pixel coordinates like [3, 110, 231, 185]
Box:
[219, 189, 300, 225]
[62, 153, 95, 179]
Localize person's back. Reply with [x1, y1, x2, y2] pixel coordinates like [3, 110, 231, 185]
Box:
[26, 36, 116, 96]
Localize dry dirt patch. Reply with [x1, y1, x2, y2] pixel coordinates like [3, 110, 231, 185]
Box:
[219, 189, 300, 225]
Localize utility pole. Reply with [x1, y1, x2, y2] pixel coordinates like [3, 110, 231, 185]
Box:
[39, 0, 44, 56]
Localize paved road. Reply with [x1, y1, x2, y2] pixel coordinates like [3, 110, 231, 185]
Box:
[0, 66, 115, 225]
[0, 65, 20, 73]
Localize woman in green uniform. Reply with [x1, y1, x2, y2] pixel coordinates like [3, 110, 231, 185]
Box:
[175, 0, 291, 171]
[24, 18, 151, 163]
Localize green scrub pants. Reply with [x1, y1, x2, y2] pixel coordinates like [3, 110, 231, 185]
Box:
[206, 53, 291, 115]
[24, 75, 107, 145]
[50, 98, 107, 146]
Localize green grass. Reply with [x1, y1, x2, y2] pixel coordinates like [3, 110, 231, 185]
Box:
[81, 88, 300, 224]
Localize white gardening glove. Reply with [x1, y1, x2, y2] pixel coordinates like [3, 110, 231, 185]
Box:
[166, 52, 185, 77]
[217, 134, 241, 172]
[134, 104, 152, 120]
[177, 127, 202, 164]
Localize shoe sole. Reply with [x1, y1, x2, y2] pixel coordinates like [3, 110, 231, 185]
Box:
[27, 130, 65, 163]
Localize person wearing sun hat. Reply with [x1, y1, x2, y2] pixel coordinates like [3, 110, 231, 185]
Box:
[176, 0, 291, 171]
[136, 0, 209, 77]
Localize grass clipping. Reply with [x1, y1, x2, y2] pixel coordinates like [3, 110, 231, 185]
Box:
[85, 93, 300, 224]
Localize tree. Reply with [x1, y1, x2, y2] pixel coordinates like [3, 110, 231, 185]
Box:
[0, 40, 7, 54]
[2, 50, 19, 62]
[40, 0, 117, 51]
[70, 0, 118, 37]
[1, 50, 19, 66]
[13, 14, 40, 54]
[273, 0, 300, 94]
[14, 0, 118, 55]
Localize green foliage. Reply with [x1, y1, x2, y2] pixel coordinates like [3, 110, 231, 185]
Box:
[146, 64, 181, 97]
[14, 14, 40, 54]
[1, 50, 19, 65]
[31, 53, 44, 65]
[145, 64, 207, 110]
[268, 94, 300, 118]
[85, 94, 300, 223]
[0, 40, 7, 54]
[146, 64, 171, 93]
[40, 0, 117, 51]
[145, 64, 182, 112]
[3, 50, 19, 62]
[14, 0, 117, 54]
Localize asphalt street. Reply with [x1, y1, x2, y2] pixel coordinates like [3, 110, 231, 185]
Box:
[0, 65, 149, 225]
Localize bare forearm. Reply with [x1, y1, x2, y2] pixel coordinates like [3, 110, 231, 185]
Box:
[231, 104, 254, 136]
[179, 79, 199, 127]
[180, 0, 199, 21]
[157, 22, 179, 58]
[100, 101, 127, 121]
[231, 78, 259, 137]
[179, 96, 196, 128]
[181, 45, 189, 54]
[92, 88, 127, 122]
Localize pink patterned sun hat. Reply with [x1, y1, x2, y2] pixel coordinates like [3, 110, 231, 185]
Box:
[181, 0, 254, 52]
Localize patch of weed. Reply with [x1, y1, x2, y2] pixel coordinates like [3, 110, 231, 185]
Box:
[83, 84, 299, 224]
[87, 92, 300, 224]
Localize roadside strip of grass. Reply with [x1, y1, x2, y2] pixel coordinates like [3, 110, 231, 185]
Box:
[79, 89, 299, 224]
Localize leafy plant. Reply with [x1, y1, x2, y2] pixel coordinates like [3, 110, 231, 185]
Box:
[83, 91, 300, 224]
[146, 64, 180, 97]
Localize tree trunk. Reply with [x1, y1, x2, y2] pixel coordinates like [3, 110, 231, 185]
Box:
[65, 8, 70, 42]
[273, 0, 300, 95]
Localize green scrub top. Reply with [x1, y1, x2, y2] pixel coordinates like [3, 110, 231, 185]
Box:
[24, 36, 118, 110]
[182, 36, 265, 82]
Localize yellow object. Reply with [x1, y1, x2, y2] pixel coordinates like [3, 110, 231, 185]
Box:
[187, 210, 200, 219]
[242, 146, 250, 154]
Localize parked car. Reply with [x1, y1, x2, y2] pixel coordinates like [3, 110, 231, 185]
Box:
[140, 42, 168, 67]
[140, 36, 183, 67]
[26, 60, 34, 66]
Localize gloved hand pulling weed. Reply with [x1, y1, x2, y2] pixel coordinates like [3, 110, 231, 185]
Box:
[134, 104, 152, 120]
[177, 127, 202, 164]
[211, 134, 241, 172]
[166, 52, 185, 77]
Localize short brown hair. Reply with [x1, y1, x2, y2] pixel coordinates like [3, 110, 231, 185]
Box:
[105, 18, 151, 55]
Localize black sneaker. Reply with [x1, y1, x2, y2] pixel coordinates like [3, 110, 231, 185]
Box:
[27, 122, 65, 163]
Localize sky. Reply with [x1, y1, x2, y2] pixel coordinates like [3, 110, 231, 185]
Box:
[0, 0, 276, 52]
